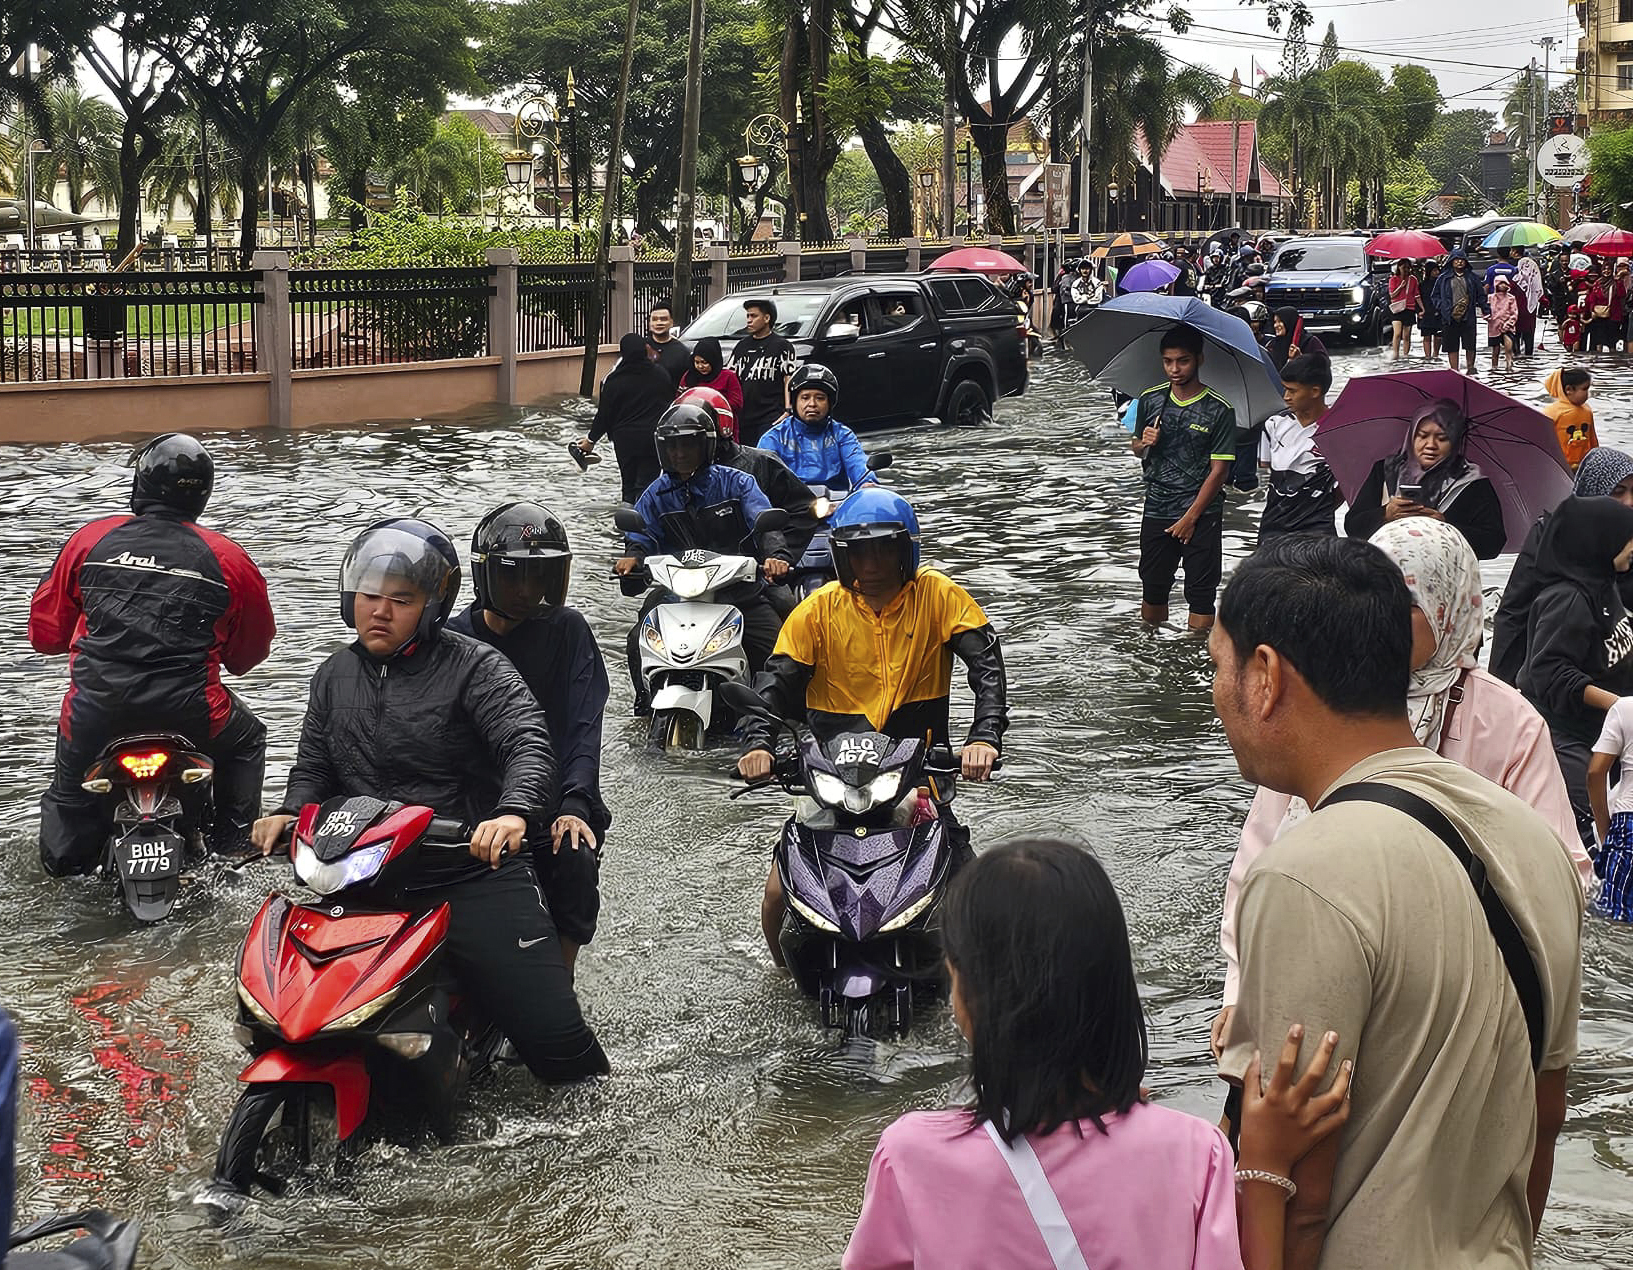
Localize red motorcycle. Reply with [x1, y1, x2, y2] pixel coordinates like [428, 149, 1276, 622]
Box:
[211, 796, 511, 1198]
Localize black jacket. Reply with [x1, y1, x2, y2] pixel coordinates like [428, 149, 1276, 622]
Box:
[717, 437, 818, 564]
[1518, 583, 1633, 744]
[1492, 512, 1633, 686]
[1343, 458, 1507, 560]
[648, 336, 692, 388]
[447, 604, 610, 839]
[279, 630, 556, 885]
[588, 362, 675, 443]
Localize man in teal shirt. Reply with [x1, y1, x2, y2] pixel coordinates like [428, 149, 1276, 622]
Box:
[1129, 324, 1236, 629]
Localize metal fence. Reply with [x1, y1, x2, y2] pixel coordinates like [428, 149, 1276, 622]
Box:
[865, 243, 910, 274]
[800, 248, 855, 280]
[288, 267, 492, 368]
[631, 260, 711, 325]
[0, 270, 261, 383]
[518, 262, 614, 353]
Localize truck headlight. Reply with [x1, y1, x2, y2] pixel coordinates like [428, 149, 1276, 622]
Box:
[1350, 286, 1366, 304]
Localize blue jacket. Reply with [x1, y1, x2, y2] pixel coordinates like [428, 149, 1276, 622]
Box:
[1430, 260, 1489, 326]
[757, 414, 875, 489]
[627, 464, 780, 560]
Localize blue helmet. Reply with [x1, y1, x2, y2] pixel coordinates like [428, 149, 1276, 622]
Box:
[831, 487, 920, 592]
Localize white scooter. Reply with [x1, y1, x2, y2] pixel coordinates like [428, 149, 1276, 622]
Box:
[614, 507, 788, 752]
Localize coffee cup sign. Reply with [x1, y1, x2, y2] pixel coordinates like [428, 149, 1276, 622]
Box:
[1538, 134, 1588, 189]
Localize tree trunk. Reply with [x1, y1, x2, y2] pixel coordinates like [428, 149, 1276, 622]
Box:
[348, 169, 367, 231]
[857, 115, 913, 237]
[671, 0, 705, 322]
[238, 154, 260, 267]
[972, 122, 1014, 233]
[116, 127, 143, 257]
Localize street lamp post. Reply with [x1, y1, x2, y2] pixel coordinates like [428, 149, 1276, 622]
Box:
[742, 112, 792, 240]
[566, 68, 580, 230]
[1107, 180, 1120, 233]
[962, 134, 973, 233]
[514, 96, 565, 227]
[917, 167, 936, 238]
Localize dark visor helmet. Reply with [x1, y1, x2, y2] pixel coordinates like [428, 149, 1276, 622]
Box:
[339, 518, 462, 649]
[831, 487, 921, 593]
[653, 403, 718, 477]
[471, 501, 572, 621]
[789, 362, 839, 415]
[130, 433, 214, 518]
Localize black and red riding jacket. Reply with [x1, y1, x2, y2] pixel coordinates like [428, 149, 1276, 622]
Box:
[28, 508, 275, 740]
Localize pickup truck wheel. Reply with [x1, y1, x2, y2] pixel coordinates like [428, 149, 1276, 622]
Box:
[941, 378, 992, 429]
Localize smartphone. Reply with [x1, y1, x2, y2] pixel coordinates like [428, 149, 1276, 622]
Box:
[1398, 482, 1424, 501]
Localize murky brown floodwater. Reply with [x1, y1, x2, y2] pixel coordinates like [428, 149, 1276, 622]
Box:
[0, 343, 1628, 1268]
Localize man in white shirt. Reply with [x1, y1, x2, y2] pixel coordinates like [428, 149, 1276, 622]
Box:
[1257, 353, 1338, 543]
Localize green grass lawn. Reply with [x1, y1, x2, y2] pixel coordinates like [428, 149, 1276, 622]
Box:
[1, 303, 253, 339]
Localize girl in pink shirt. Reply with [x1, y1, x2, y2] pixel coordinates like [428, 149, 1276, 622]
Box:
[1486, 275, 1518, 370]
[847, 839, 1349, 1270]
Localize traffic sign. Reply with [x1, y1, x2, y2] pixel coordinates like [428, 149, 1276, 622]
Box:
[1539, 134, 1588, 189]
[1043, 164, 1069, 229]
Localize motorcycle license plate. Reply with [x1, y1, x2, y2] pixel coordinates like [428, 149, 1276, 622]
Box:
[112, 829, 183, 881]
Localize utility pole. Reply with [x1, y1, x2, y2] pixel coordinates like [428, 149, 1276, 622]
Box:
[1229, 94, 1240, 228]
[941, 15, 956, 237]
[671, 0, 706, 321]
[1525, 60, 1538, 221]
[200, 106, 215, 265]
[1538, 34, 1557, 226]
[1077, 17, 1094, 235]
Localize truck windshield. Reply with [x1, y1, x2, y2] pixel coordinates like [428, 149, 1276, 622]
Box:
[681, 293, 832, 341]
[1270, 241, 1367, 272]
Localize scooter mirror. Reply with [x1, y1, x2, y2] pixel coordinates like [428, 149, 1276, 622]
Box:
[613, 508, 647, 534]
[866, 450, 893, 472]
[753, 508, 790, 533]
[717, 680, 777, 721]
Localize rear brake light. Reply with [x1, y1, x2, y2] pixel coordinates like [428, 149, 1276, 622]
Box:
[118, 751, 170, 779]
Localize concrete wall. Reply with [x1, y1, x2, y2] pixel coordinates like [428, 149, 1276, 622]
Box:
[0, 374, 270, 444]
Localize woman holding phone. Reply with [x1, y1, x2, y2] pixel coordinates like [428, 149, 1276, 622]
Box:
[1343, 399, 1506, 559]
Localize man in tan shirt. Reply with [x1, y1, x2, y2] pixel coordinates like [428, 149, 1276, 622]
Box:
[1210, 535, 1583, 1270]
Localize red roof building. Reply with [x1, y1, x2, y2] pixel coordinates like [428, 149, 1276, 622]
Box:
[1128, 118, 1288, 233]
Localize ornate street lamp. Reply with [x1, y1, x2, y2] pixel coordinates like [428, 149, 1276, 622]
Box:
[917, 167, 936, 238]
[741, 113, 793, 239]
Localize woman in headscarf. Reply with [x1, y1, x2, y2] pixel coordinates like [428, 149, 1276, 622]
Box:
[577, 332, 677, 503]
[1514, 254, 1544, 356]
[1584, 262, 1616, 354]
[679, 336, 744, 420]
[1343, 398, 1506, 560]
[1213, 516, 1589, 1053]
[1492, 446, 1633, 686]
[1519, 495, 1633, 843]
[1264, 305, 1326, 370]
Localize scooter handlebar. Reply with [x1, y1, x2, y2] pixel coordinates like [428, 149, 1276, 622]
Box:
[422, 816, 524, 858]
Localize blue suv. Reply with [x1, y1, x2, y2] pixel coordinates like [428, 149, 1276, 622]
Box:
[1264, 236, 1389, 345]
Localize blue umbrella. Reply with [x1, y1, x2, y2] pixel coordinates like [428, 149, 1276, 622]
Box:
[1063, 293, 1287, 426]
[1120, 259, 1181, 293]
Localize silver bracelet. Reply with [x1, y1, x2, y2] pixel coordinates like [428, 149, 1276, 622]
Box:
[1236, 1169, 1298, 1201]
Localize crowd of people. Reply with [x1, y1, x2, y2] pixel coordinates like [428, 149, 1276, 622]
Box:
[13, 266, 1627, 1268]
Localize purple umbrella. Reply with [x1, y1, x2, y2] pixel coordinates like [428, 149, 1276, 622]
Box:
[1119, 259, 1181, 293]
[1314, 370, 1573, 554]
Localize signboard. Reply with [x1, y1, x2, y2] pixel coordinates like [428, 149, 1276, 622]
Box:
[1538, 133, 1589, 189]
[1548, 113, 1574, 137]
[1042, 163, 1069, 229]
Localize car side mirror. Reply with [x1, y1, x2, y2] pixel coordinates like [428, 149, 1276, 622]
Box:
[824, 322, 860, 343]
[754, 508, 790, 533]
[613, 508, 647, 534]
[867, 450, 893, 472]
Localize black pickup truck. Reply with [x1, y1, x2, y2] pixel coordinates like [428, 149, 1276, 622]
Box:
[678, 273, 1028, 428]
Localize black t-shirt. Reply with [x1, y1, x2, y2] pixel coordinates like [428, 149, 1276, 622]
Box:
[730, 334, 799, 441]
[648, 336, 691, 389]
[1135, 384, 1237, 521]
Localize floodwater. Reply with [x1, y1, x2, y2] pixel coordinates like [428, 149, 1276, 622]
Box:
[0, 342, 1629, 1268]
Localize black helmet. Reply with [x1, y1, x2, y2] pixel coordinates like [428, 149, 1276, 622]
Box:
[653, 403, 718, 478]
[130, 433, 213, 518]
[789, 362, 839, 415]
[470, 501, 571, 621]
[339, 518, 462, 649]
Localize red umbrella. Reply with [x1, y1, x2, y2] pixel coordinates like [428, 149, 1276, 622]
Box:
[928, 247, 1028, 275]
[1364, 229, 1447, 259]
[1582, 228, 1633, 257]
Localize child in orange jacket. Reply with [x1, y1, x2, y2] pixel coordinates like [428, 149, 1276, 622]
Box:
[1543, 366, 1597, 470]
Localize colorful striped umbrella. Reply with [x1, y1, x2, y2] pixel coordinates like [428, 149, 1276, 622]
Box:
[1089, 232, 1168, 259]
[1480, 222, 1562, 250]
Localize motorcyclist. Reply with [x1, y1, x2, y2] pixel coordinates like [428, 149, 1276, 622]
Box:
[1059, 258, 1104, 326]
[447, 502, 609, 979]
[1226, 244, 1259, 293]
[1204, 248, 1231, 305]
[1172, 245, 1198, 297]
[250, 518, 608, 1083]
[756, 364, 878, 492]
[615, 403, 789, 709]
[28, 434, 274, 874]
[735, 489, 1008, 966]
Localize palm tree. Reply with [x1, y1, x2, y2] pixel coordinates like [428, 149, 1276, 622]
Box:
[38, 81, 124, 215]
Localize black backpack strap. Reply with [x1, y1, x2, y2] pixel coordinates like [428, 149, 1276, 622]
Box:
[1321, 781, 1546, 1071]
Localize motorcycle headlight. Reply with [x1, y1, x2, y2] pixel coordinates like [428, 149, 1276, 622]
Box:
[293, 838, 390, 896]
[702, 612, 743, 656]
[786, 889, 840, 933]
[320, 986, 401, 1033]
[879, 890, 939, 933]
[237, 981, 278, 1030]
[669, 567, 712, 599]
[810, 771, 848, 809]
[866, 770, 903, 808]
[643, 618, 665, 653]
